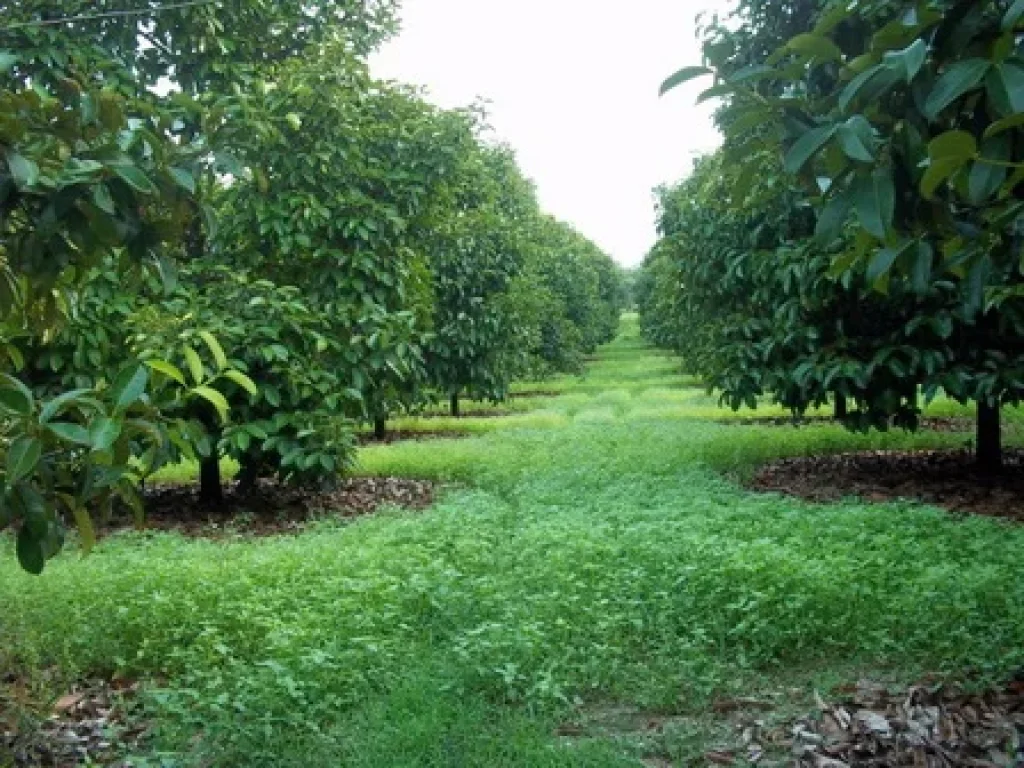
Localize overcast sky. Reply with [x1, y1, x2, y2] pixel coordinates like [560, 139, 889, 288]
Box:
[370, 1, 733, 267]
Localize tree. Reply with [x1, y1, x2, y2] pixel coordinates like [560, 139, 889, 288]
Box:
[659, 0, 1024, 471]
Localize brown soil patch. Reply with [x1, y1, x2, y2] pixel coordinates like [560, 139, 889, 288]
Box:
[357, 429, 469, 446]
[749, 449, 1024, 521]
[108, 477, 437, 538]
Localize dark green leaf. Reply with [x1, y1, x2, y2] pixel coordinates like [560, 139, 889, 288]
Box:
[924, 59, 990, 120]
[46, 422, 93, 446]
[854, 169, 895, 239]
[113, 365, 149, 410]
[837, 116, 876, 162]
[112, 165, 158, 195]
[7, 436, 43, 484]
[784, 124, 837, 175]
[16, 526, 45, 575]
[7, 152, 39, 188]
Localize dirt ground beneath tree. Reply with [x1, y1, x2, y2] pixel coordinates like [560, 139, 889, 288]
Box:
[749, 449, 1024, 522]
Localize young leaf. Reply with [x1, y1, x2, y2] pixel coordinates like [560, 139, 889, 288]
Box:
[145, 359, 187, 386]
[184, 347, 205, 385]
[659, 66, 713, 96]
[224, 369, 258, 396]
[191, 385, 230, 423]
[199, 331, 228, 371]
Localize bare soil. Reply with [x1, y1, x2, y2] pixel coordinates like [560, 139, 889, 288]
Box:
[749, 449, 1024, 521]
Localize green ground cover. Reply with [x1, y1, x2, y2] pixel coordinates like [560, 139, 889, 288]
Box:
[3, 315, 1022, 767]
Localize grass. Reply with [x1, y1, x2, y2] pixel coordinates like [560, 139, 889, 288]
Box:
[3, 314, 1024, 767]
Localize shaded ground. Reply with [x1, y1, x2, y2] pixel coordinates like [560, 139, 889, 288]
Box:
[3, 676, 144, 768]
[356, 429, 469, 446]
[723, 416, 976, 433]
[750, 449, 1024, 521]
[118, 477, 437, 537]
[787, 678, 1024, 768]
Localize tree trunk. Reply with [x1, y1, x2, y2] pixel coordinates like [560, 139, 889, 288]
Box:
[374, 416, 387, 440]
[199, 454, 224, 505]
[450, 392, 460, 418]
[976, 401, 1003, 473]
[834, 394, 848, 421]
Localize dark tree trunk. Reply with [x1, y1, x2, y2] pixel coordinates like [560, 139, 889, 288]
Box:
[199, 454, 224, 505]
[834, 394, 848, 421]
[450, 392, 460, 418]
[977, 401, 1003, 473]
[374, 416, 387, 440]
[236, 454, 260, 492]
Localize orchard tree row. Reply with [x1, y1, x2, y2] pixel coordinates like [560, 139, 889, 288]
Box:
[642, 0, 1024, 471]
[0, 1, 622, 572]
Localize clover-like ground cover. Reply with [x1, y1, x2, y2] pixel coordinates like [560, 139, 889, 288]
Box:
[3, 315, 1023, 766]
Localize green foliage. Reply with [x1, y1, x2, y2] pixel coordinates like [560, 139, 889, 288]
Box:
[652, 0, 1024, 466]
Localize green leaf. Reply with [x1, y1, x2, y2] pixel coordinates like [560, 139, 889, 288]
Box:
[184, 347, 205, 385]
[113, 365, 149, 410]
[783, 33, 843, 63]
[696, 82, 734, 104]
[0, 374, 34, 416]
[837, 116, 876, 163]
[199, 331, 228, 371]
[39, 388, 94, 424]
[929, 130, 978, 163]
[192, 385, 230, 423]
[866, 246, 900, 289]
[92, 183, 116, 214]
[285, 112, 302, 131]
[112, 165, 158, 195]
[168, 167, 196, 194]
[659, 66, 713, 96]
[969, 137, 1010, 205]
[145, 359, 187, 386]
[924, 59, 990, 120]
[0, 51, 17, 74]
[911, 241, 934, 294]
[984, 112, 1024, 139]
[224, 369, 258, 396]
[883, 39, 928, 83]
[1003, 0, 1024, 31]
[89, 417, 121, 452]
[7, 152, 39, 188]
[854, 169, 895, 239]
[815, 191, 852, 244]
[7, 436, 42, 484]
[784, 124, 837, 175]
[16, 526, 45, 575]
[985, 61, 1024, 117]
[46, 422, 93, 446]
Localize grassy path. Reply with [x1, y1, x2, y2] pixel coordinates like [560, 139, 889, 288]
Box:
[3, 316, 1024, 766]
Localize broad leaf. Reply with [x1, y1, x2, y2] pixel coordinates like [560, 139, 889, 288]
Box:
[7, 436, 43, 484]
[784, 124, 837, 175]
[854, 169, 895, 239]
[924, 59, 990, 120]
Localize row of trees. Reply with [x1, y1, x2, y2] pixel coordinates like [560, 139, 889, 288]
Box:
[643, 0, 1024, 472]
[1, 1, 623, 572]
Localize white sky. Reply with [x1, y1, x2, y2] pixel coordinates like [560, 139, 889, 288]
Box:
[370, 1, 733, 267]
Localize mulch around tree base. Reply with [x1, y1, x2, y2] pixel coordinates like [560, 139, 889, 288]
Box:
[783, 678, 1024, 768]
[749, 449, 1024, 521]
[3, 676, 145, 768]
[106, 477, 437, 538]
